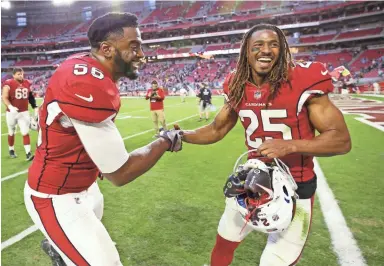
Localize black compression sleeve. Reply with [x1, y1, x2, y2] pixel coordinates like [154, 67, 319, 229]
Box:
[28, 91, 37, 109]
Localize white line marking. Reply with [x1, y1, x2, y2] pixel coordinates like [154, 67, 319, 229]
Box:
[122, 114, 198, 140]
[1, 169, 28, 182]
[117, 103, 186, 117]
[341, 111, 384, 132]
[355, 117, 384, 132]
[116, 115, 147, 120]
[315, 159, 367, 266]
[1, 113, 199, 182]
[1, 225, 38, 251]
[0, 112, 201, 249]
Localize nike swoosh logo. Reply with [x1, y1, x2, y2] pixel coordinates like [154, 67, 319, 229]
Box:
[75, 94, 93, 102]
[321, 70, 328, 76]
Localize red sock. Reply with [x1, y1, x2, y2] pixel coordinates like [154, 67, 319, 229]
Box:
[8, 135, 15, 147]
[211, 234, 241, 266]
[23, 135, 30, 145]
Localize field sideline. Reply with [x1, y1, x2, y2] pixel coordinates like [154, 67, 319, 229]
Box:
[1, 96, 383, 265]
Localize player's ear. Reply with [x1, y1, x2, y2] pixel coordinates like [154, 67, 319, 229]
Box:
[99, 42, 114, 60]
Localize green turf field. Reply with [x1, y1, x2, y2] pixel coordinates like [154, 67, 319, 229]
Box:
[1, 96, 383, 266]
[350, 94, 384, 102]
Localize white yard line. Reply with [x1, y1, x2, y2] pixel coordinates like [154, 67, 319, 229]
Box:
[2, 113, 198, 182]
[1, 169, 29, 182]
[122, 114, 198, 140]
[1, 113, 199, 250]
[341, 111, 384, 132]
[1, 225, 39, 251]
[315, 159, 367, 266]
[354, 117, 384, 132]
[117, 102, 185, 117]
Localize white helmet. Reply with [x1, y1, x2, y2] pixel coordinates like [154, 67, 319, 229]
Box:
[232, 150, 298, 234]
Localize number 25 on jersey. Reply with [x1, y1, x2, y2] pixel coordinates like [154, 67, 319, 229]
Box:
[239, 109, 293, 148]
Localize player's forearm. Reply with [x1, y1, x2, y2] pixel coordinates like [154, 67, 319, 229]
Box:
[291, 130, 351, 157]
[182, 123, 225, 144]
[105, 138, 170, 186]
[2, 97, 12, 108]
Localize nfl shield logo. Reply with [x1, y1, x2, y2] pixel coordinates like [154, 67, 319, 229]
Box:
[254, 91, 262, 99]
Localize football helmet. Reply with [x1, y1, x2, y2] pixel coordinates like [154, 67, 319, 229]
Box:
[228, 149, 298, 234]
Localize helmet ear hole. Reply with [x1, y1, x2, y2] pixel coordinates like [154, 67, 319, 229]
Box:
[282, 185, 289, 197]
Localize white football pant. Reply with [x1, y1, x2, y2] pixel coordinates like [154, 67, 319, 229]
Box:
[24, 182, 122, 266]
[218, 196, 314, 266]
[6, 110, 30, 136]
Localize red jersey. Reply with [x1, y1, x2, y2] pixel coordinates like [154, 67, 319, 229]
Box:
[2, 79, 32, 112]
[28, 53, 121, 195]
[223, 61, 333, 183]
[145, 88, 165, 110]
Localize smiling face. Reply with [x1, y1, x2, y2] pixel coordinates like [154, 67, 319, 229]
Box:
[108, 27, 144, 80]
[247, 29, 281, 80]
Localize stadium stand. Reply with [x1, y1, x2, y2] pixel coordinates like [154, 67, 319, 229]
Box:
[1, 0, 383, 94]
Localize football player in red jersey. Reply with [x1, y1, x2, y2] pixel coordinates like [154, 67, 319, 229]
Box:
[24, 13, 182, 266]
[2, 67, 38, 160]
[181, 24, 351, 265]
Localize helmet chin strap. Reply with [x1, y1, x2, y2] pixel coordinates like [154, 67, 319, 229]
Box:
[233, 148, 260, 172]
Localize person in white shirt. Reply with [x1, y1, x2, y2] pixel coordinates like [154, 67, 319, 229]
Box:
[179, 87, 188, 103]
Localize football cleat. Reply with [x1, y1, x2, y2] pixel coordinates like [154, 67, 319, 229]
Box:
[41, 239, 66, 266]
[9, 150, 17, 159]
[26, 152, 34, 161]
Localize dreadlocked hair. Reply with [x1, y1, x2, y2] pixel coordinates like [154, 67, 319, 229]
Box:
[228, 24, 294, 108]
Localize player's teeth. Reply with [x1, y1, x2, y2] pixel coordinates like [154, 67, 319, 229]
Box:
[258, 58, 272, 62]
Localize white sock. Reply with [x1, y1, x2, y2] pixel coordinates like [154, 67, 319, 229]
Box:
[9, 146, 14, 151]
[24, 144, 31, 154]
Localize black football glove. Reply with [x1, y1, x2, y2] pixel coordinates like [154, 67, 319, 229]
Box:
[223, 167, 249, 198]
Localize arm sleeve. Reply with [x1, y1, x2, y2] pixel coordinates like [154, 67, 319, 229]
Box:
[57, 82, 118, 123]
[70, 118, 129, 174]
[297, 62, 334, 115]
[28, 91, 37, 109]
[2, 80, 11, 89]
[145, 89, 151, 100]
[303, 62, 334, 101]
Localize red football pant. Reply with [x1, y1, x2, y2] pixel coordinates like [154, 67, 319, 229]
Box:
[211, 234, 241, 266]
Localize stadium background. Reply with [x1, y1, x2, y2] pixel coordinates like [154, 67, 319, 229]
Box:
[1, 1, 384, 266]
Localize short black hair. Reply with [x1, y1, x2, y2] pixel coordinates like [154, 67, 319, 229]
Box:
[87, 12, 138, 49]
[13, 67, 23, 74]
[152, 80, 158, 85]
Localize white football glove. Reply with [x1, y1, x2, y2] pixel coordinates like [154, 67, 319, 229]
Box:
[158, 129, 183, 152]
[8, 105, 19, 113]
[30, 117, 38, 131]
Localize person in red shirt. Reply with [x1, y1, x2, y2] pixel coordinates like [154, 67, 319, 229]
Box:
[24, 12, 182, 266]
[180, 24, 351, 265]
[145, 80, 167, 137]
[2, 67, 38, 160]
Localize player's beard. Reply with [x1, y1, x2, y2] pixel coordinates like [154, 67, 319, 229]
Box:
[114, 49, 139, 80]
